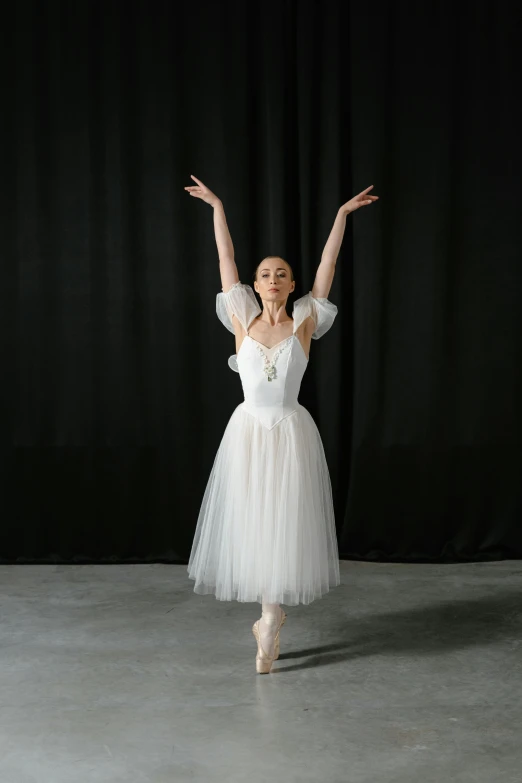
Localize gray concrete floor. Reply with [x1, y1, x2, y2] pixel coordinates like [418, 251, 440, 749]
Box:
[0, 560, 521, 783]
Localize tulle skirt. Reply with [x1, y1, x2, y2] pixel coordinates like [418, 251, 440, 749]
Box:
[187, 402, 341, 606]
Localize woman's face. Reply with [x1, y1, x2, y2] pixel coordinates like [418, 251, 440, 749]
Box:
[254, 258, 295, 302]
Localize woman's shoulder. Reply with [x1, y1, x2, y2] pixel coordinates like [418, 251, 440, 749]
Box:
[292, 291, 338, 339]
[216, 280, 261, 335]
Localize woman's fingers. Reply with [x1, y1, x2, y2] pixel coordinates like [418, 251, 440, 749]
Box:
[360, 189, 378, 201]
[186, 174, 208, 196]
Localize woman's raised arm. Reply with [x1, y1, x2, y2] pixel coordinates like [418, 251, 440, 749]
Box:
[184, 175, 239, 293]
[312, 185, 379, 299]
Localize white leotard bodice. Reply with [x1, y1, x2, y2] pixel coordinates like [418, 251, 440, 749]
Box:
[216, 281, 337, 430]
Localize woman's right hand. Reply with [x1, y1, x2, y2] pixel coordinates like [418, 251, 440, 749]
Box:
[184, 175, 221, 207]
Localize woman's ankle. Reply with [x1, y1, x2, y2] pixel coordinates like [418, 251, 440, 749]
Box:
[261, 601, 280, 625]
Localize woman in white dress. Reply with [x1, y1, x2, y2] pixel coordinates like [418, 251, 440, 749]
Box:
[185, 175, 379, 673]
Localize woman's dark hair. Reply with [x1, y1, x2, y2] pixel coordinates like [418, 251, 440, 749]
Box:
[253, 256, 295, 283]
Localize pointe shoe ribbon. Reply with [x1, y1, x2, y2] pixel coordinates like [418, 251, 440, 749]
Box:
[273, 609, 287, 660]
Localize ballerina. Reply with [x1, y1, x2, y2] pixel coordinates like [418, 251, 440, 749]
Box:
[185, 175, 379, 673]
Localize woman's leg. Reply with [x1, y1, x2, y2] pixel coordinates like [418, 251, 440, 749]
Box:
[261, 601, 280, 623]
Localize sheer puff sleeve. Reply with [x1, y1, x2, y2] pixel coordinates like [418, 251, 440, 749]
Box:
[292, 291, 338, 339]
[216, 281, 262, 334]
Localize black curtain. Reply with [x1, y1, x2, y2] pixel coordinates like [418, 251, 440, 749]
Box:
[1, 0, 521, 564]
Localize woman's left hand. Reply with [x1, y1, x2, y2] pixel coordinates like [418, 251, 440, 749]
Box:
[340, 185, 379, 214]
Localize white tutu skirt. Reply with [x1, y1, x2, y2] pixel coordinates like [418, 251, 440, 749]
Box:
[187, 402, 341, 606]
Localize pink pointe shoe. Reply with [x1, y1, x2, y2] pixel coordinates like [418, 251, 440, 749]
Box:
[252, 609, 287, 674]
